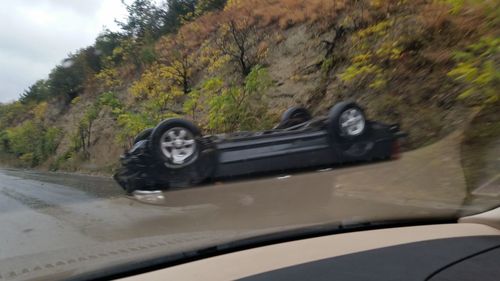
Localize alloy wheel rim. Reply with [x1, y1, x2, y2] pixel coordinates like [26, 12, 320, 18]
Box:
[339, 108, 365, 136]
[160, 127, 197, 166]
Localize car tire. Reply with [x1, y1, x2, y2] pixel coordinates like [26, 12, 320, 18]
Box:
[328, 101, 367, 141]
[275, 106, 312, 129]
[149, 118, 216, 188]
[150, 119, 201, 168]
[133, 128, 153, 144]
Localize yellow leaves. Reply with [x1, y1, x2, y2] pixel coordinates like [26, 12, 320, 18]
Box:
[116, 112, 154, 146]
[163, 62, 181, 77]
[390, 48, 402, 60]
[340, 60, 386, 90]
[201, 77, 224, 93]
[370, 0, 385, 9]
[19, 153, 34, 164]
[127, 63, 185, 131]
[218, 22, 231, 35]
[342, 18, 404, 90]
[168, 87, 185, 100]
[161, 61, 193, 86]
[369, 0, 411, 12]
[356, 19, 393, 38]
[353, 53, 372, 63]
[375, 41, 402, 60]
[32, 102, 48, 121]
[225, 0, 244, 10]
[71, 96, 82, 106]
[112, 46, 124, 58]
[112, 38, 135, 63]
[448, 62, 478, 82]
[369, 77, 387, 89]
[474, 60, 495, 85]
[5, 120, 61, 166]
[130, 64, 177, 100]
[130, 71, 155, 99]
[183, 90, 201, 120]
[457, 88, 475, 100]
[95, 67, 121, 89]
[201, 41, 232, 73]
[6, 121, 37, 155]
[340, 63, 381, 82]
[448, 36, 500, 104]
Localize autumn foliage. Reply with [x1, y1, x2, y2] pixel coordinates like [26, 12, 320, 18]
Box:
[0, 0, 498, 171]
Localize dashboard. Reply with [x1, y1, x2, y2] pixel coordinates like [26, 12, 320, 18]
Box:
[119, 207, 500, 281]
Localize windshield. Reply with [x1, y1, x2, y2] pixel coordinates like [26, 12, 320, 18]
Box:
[0, 0, 498, 280]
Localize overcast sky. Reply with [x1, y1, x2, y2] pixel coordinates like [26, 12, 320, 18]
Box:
[0, 0, 129, 103]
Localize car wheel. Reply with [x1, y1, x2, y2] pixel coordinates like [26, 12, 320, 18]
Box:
[328, 101, 367, 141]
[275, 106, 312, 129]
[133, 128, 153, 145]
[149, 118, 215, 188]
[150, 119, 201, 168]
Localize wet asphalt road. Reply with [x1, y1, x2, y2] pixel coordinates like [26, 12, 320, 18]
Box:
[0, 166, 449, 261]
[0, 131, 498, 280]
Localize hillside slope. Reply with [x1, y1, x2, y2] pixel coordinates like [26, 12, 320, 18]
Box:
[0, 0, 498, 175]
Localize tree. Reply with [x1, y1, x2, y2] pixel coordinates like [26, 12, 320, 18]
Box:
[94, 29, 125, 75]
[95, 29, 125, 63]
[195, 0, 227, 15]
[5, 121, 61, 166]
[213, 6, 264, 76]
[116, 112, 156, 147]
[19, 80, 50, 104]
[130, 63, 185, 121]
[0, 102, 27, 131]
[49, 64, 83, 102]
[118, 0, 166, 39]
[0, 130, 9, 152]
[162, 0, 197, 32]
[158, 33, 196, 95]
[48, 48, 101, 102]
[187, 66, 274, 132]
[25, 45, 103, 104]
[81, 46, 102, 73]
[71, 103, 101, 158]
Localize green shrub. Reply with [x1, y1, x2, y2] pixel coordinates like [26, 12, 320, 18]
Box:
[116, 111, 160, 147]
[6, 121, 61, 166]
[99, 92, 123, 110]
[187, 65, 275, 132]
[448, 36, 500, 104]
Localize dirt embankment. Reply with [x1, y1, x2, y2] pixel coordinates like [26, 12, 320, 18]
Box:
[3, 1, 496, 176]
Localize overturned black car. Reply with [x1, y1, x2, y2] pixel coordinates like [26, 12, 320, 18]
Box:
[114, 101, 406, 193]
